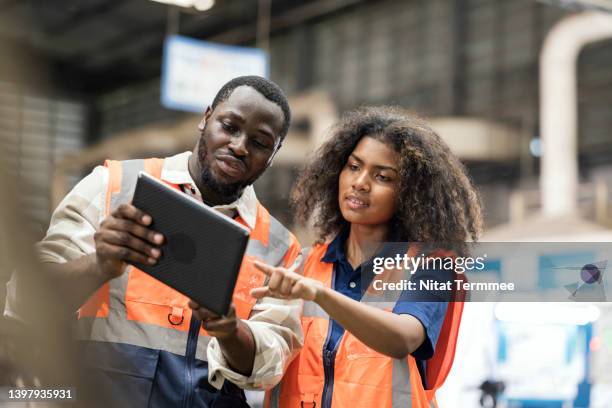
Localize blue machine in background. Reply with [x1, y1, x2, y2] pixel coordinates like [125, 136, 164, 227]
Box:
[495, 320, 592, 408]
[488, 250, 600, 408]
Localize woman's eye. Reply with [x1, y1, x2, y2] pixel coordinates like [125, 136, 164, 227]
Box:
[348, 163, 359, 171]
[376, 174, 391, 182]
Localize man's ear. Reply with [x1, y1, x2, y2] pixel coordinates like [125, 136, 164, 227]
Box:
[266, 141, 283, 168]
[198, 106, 212, 131]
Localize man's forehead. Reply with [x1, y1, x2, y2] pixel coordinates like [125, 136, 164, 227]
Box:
[215, 86, 284, 125]
[222, 85, 271, 107]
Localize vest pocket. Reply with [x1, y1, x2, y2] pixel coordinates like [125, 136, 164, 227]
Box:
[124, 267, 189, 307]
[122, 265, 190, 331]
[125, 298, 191, 331]
[79, 341, 160, 408]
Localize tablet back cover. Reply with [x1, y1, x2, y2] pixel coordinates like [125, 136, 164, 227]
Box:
[130, 172, 250, 316]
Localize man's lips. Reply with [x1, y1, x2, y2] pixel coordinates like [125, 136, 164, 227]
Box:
[215, 154, 246, 178]
[345, 195, 369, 210]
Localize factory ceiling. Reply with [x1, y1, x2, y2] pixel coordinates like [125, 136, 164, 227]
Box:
[0, 0, 364, 94]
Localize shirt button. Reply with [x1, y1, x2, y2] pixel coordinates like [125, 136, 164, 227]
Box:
[349, 281, 357, 289]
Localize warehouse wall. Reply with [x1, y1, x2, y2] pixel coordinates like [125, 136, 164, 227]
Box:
[95, 1, 612, 166]
[33, 0, 612, 230]
[269, 0, 611, 163]
[0, 81, 86, 236]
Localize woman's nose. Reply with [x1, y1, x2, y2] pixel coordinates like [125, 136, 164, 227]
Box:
[352, 171, 370, 191]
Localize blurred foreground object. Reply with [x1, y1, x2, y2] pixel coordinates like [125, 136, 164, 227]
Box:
[0, 150, 94, 406]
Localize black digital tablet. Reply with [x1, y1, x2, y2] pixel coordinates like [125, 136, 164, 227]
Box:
[130, 171, 250, 316]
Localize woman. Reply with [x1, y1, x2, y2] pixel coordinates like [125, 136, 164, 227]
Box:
[252, 106, 482, 407]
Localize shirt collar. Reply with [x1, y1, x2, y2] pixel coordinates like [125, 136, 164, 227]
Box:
[160, 151, 258, 229]
[321, 226, 409, 266]
[322, 226, 351, 263]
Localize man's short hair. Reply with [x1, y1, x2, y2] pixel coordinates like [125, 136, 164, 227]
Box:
[211, 75, 291, 142]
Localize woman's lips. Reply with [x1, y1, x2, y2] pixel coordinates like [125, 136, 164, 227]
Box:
[215, 155, 246, 178]
[345, 195, 369, 210]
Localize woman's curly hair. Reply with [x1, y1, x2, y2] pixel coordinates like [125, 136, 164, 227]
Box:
[291, 106, 483, 255]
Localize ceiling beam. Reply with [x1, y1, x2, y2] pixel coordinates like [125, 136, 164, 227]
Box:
[74, 0, 367, 91]
[44, 0, 123, 35]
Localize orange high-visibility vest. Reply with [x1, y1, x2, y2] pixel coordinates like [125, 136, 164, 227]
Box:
[76, 158, 301, 360]
[265, 243, 464, 408]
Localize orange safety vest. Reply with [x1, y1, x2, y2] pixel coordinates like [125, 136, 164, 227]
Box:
[265, 243, 464, 408]
[76, 157, 301, 361]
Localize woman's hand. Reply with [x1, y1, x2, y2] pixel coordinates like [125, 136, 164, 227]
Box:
[251, 261, 323, 301]
[252, 263, 425, 359]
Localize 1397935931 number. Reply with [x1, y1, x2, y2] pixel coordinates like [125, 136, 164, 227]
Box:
[2, 387, 75, 401]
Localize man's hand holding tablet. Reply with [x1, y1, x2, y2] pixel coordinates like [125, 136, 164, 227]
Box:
[94, 203, 164, 279]
[128, 172, 256, 375]
[130, 172, 250, 316]
[93, 199, 251, 374]
[93, 202, 239, 326]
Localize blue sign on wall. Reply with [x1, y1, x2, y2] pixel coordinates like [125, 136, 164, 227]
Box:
[161, 35, 269, 113]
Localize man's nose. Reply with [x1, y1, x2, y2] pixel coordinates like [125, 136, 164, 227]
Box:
[229, 132, 248, 157]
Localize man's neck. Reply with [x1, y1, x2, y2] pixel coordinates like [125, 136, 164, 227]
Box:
[199, 185, 242, 207]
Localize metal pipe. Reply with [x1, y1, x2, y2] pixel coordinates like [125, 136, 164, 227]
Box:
[167, 5, 180, 36]
[540, 11, 612, 217]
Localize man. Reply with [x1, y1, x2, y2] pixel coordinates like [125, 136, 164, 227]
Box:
[4, 76, 303, 407]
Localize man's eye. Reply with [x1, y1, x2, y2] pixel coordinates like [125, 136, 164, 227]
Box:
[253, 139, 269, 149]
[221, 122, 237, 133]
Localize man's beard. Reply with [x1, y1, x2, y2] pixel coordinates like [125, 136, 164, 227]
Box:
[197, 135, 259, 202]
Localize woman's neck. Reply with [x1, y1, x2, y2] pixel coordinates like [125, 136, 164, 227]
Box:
[345, 223, 388, 269]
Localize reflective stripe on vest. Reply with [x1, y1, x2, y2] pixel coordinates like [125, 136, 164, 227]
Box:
[266, 243, 460, 408]
[77, 158, 297, 361]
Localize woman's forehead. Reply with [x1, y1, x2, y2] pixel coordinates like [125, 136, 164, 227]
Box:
[351, 136, 400, 169]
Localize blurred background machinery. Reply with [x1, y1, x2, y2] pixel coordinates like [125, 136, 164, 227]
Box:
[2, 0, 612, 233]
[2, 0, 612, 407]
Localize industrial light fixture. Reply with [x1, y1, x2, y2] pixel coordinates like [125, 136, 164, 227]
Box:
[149, 0, 215, 12]
[193, 0, 215, 11]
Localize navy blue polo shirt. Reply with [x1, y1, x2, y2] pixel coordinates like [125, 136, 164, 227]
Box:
[321, 228, 449, 388]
